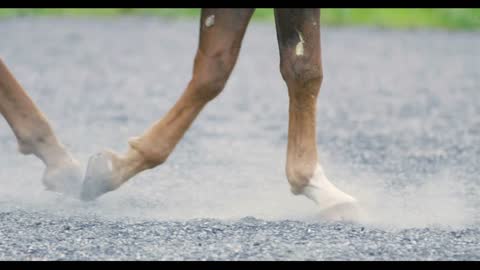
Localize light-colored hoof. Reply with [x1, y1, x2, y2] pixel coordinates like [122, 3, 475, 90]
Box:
[318, 200, 367, 223]
[42, 158, 83, 198]
[80, 151, 116, 201]
[301, 163, 368, 223]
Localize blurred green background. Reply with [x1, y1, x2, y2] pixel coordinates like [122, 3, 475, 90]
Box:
[1, 8, 479, 30]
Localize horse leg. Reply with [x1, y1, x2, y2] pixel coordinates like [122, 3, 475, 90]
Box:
[0, 58, 82, 196]
[81, 8, 255, 201]
[274, 9, 363, 221]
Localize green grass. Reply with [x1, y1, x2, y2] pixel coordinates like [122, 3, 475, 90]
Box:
[1, 8, 479, 30]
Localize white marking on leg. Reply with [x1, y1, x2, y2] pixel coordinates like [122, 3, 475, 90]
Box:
[301, 163, 357, 212]
[295, 30, 305, 56]
[205, 15, 215, 28]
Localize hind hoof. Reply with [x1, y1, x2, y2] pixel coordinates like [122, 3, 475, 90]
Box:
[299, 163, 369, 223]
[319, 200, 368, 223]
[80, 152, 116, 201]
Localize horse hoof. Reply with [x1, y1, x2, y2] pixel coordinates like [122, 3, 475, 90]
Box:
[42, 158, 83, 198]
[319, 200, 368, 223]
[80, 152, 116, 201]
[298, 164, 369, 223]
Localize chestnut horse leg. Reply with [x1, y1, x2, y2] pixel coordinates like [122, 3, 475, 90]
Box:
[274, 9, 363, 221]
[81, 8, 255, 201]
[0, 58, 82, 196]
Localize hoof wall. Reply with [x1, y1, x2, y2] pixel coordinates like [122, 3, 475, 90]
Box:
[80, 152, 116, 201]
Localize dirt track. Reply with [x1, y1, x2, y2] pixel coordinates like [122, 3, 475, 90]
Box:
[0, 17, 479, 260]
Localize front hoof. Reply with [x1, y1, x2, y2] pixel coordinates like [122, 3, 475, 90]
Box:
[80, 152, 116, 201]
[42, 159, 83, 198]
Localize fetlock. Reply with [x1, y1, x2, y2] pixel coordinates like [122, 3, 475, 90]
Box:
[128, 136, 168, 168]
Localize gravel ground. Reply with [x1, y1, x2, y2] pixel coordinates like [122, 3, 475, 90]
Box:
[0, 17, 479, 260]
